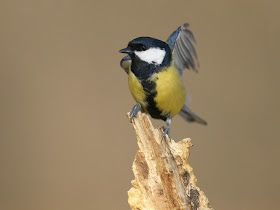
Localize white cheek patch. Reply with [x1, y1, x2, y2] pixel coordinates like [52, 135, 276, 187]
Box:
[135, 48, 166, 65]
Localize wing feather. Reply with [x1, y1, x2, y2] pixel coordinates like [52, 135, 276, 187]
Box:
[166, 23, 199, 76]
[120, 55, 131, 74]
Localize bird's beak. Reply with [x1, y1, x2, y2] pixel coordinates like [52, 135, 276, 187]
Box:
[119, 47, 132, 54]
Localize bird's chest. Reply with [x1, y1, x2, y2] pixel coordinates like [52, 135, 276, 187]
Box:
[128, 70, 147, 109]
[152, 66, 186, 117]
[128, 66, 186, 118]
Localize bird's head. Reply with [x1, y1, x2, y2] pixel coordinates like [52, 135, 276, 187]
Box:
[119, 37, 171, 66]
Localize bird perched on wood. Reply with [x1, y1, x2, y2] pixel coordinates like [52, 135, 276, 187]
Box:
[119, 23, 207, 139]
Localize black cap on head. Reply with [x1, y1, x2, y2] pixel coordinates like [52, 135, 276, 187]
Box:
[128, 37, 170, 52]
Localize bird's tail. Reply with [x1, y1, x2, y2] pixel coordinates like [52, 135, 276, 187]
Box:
[179, 104, 207, 125]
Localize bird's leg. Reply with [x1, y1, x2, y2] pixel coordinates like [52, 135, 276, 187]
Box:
[161, 117, 172, 141]
[129, 103, 141, 122]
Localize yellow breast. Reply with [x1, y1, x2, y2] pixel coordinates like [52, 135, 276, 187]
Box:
[128, 70, 147, 111]
[128, 65, 185, 118]
[151, 66, 186, 117]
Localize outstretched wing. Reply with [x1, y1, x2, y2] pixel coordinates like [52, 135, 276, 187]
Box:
[120, 55, 131, 74]
[166, 23, 199, 76]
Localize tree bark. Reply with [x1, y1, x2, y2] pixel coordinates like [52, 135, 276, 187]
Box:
[127, 112, 212, 210]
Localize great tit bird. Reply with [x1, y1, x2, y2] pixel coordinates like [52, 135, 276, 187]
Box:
[119, 23, 207, 139]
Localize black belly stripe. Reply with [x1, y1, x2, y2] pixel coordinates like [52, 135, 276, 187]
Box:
[141, 79, 167, 121]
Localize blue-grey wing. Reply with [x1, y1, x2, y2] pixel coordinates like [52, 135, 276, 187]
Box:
[120, 55, 131, 74]
[166, 23, 199, 76]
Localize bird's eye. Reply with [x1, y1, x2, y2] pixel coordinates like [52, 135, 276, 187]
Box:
[141, 45, 147, 51]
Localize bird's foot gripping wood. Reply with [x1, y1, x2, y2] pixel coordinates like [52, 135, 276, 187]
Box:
[129, 103, 141, 122]
[161, 126, 170, 142]
[161, 117, 172, 142]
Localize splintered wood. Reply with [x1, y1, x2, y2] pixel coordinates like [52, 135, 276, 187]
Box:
[127, 112, 212, 210]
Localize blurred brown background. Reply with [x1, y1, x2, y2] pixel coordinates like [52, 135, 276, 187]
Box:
[0, 0, 279, 209]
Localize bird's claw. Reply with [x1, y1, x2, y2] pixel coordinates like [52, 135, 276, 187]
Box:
[129, 103, 141, 122]
[161, 126, 170, 142]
